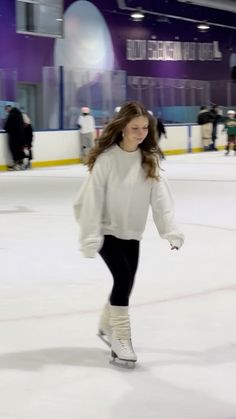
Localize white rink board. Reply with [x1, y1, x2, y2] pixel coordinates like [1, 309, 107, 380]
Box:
[0, 124, 228, 168]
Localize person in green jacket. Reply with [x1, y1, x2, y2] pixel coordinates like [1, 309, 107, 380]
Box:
[223, 110, 236, 156]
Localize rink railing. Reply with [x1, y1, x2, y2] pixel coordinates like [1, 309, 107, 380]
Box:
[0, 124, 227, 170]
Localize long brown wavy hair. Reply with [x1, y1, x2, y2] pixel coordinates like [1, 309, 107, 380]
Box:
[85, 101, 161, 179]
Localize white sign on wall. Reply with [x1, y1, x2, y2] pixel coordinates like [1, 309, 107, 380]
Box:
[127, 40, 222, 61]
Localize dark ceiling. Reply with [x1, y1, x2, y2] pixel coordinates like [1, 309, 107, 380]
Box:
[103, 0, 236, 30]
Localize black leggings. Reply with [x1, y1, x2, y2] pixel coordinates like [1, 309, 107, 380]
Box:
[99, 235, 140, 306]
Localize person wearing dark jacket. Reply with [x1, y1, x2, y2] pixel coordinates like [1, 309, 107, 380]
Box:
[197, 106, 213, 151]
[209, 105, 221, 151]
[157, 117, 167, 159]
[22, 112, 34, 169]
[148, 110, 166, 159]
[4, 105, 25, 170]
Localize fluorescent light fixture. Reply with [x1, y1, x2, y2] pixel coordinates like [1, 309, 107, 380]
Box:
[56, 18, 63, 21]
[131, 11, 144, 19]
[197, 22, 210, 30]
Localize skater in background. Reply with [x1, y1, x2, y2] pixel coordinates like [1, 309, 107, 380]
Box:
[22, 112, 34, 169]
[209, 105, 221, 151]
[4, 105, 25, 170]
[197, 106, 213, 151]
[77, 107, 96, 161]
[157, 115, 167, 159]
[114, 106, 121, 115]
[74, 101, 184, 364]
[148, 110, 166, 159]
[222, 109, 236, 156]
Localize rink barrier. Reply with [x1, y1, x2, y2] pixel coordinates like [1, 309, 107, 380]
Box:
[0, 124, 227, 170]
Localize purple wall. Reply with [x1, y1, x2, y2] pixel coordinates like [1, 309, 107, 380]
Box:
[63, 0, 236, 81]
[0, 1, 54, 84]
[70, 0, 232, 80]
[114, 21, 231, 80]
[0, 0, 236, 85]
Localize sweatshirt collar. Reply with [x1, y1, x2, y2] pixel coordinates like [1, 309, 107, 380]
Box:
[115, 144, 140, 156]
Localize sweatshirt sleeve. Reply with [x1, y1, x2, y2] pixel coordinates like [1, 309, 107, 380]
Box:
[150, 175, 184, 249]
[73, 155, 109, 257]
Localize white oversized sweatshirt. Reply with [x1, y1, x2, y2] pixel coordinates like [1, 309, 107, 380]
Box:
[74, 144, 184, 257]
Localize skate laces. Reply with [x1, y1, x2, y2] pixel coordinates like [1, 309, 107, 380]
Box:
[118, 339, 134, 354]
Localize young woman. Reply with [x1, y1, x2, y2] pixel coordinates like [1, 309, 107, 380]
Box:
[74, 101, 184, 364]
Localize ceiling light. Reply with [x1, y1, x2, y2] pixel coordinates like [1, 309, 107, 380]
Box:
[197, 22, 210, 31]
[131, 10, 144, 20]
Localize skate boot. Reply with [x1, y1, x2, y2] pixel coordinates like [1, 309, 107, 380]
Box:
[97, 303, 111, 347]
[110, 305, 137, 366]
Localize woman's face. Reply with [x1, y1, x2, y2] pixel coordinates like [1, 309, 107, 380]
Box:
[123, 116, 149, 146]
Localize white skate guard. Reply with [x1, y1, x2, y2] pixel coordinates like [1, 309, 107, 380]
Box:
[109, 305, 137, 366]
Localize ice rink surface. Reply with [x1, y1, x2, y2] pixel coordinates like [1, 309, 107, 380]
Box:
[0, 151, 236, 419]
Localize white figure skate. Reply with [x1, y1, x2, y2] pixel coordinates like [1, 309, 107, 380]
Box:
[109, 305, 137, 367]
[111, 337, 137, 367]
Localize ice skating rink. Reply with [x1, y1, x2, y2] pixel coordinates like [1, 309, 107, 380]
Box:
[0, 151, 236, 419]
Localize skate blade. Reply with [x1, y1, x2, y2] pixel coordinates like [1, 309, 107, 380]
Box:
[110, 357, 136, 369]
[110, 351, 136, 369]
[97, 331, 111, 348]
